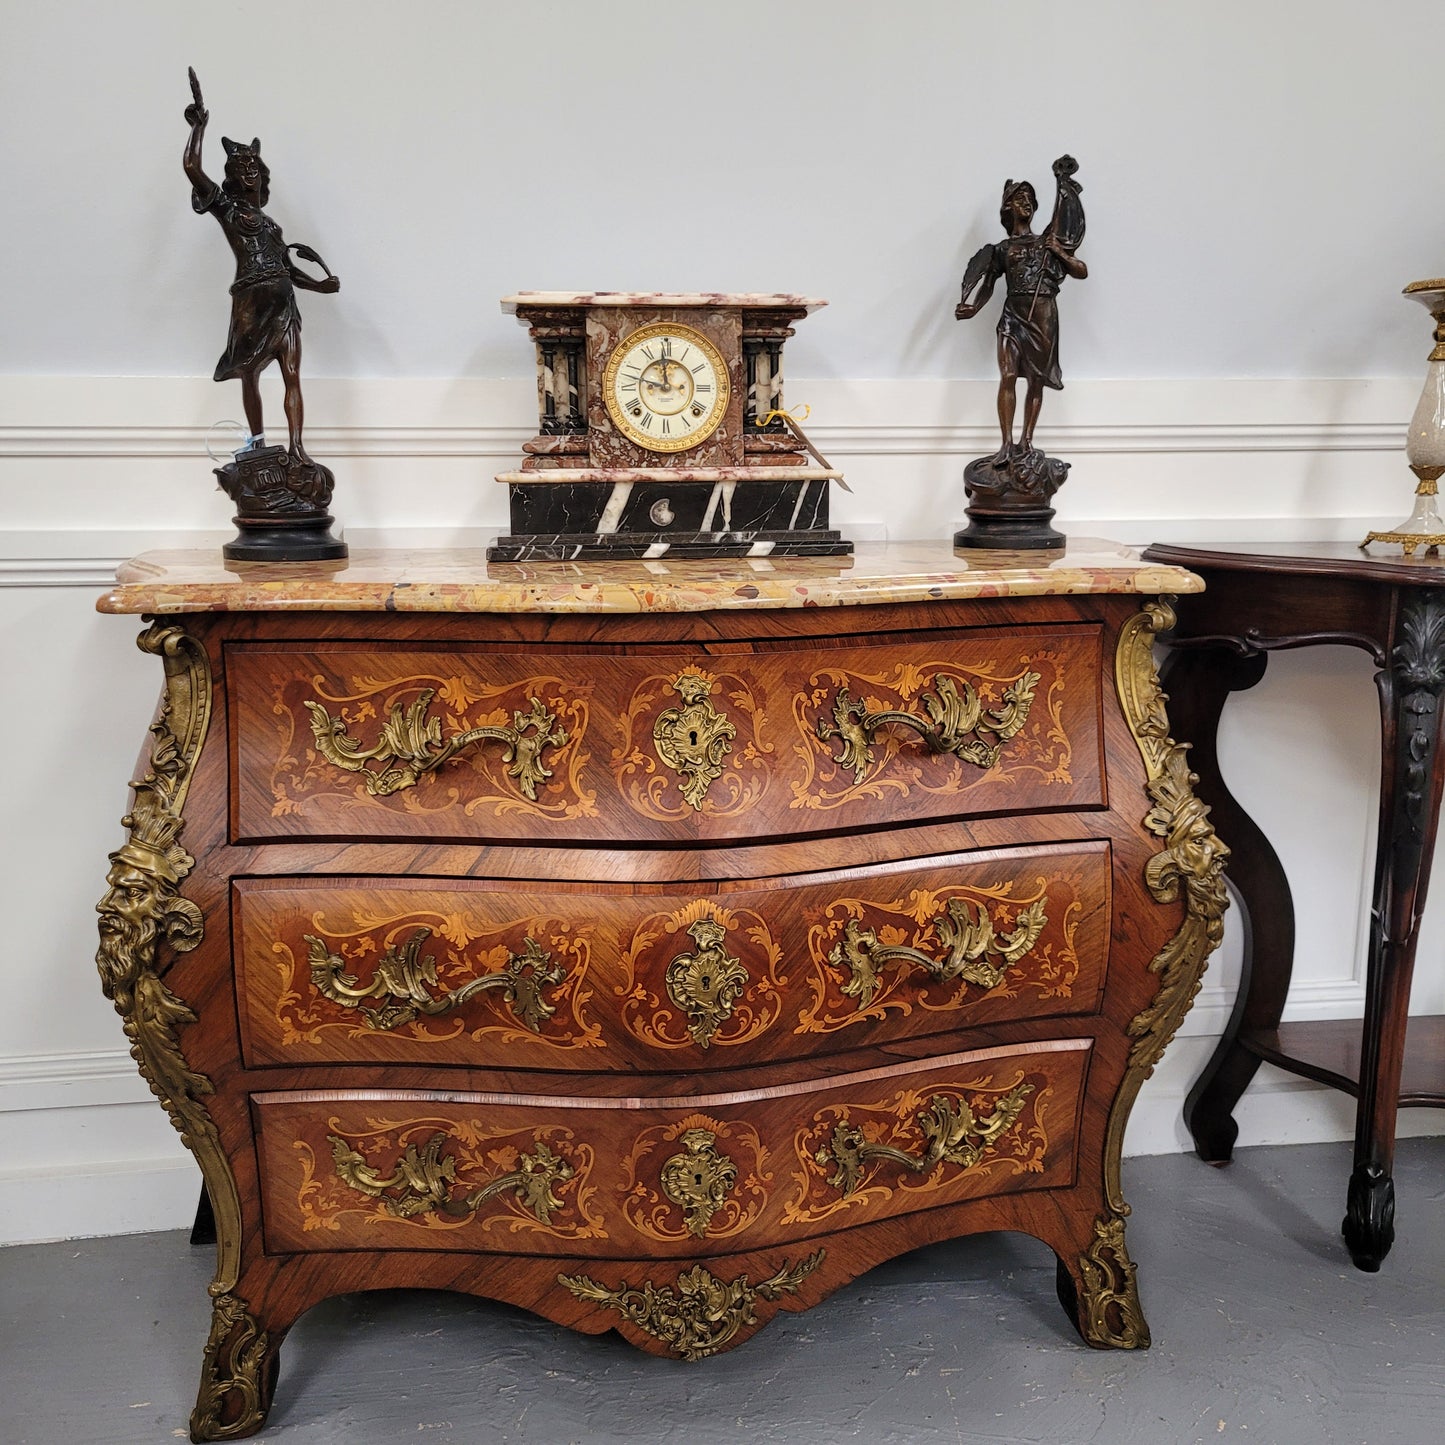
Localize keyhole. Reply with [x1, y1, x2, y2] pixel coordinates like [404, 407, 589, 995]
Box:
[689, 730, 699, 746]
[700, 974, 712, 988]
[693, 1172, 704, 1185]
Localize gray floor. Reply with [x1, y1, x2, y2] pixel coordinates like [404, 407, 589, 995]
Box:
[3, 1139, 1442, 1445]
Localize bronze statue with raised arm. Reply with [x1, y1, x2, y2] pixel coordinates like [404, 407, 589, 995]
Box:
[954, 154, 1087, 551]
[183, 68, 347, 561]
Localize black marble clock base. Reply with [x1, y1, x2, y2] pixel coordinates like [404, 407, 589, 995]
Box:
[488, 531, 852, 562]
[490, 475, 852, 562]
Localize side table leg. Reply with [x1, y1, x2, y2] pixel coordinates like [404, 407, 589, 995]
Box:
[1162, 647, 1293, 1163]
[1343, 591, 1445, 1270]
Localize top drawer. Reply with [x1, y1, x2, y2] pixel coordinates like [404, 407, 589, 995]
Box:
[228, 626, 1104, 845]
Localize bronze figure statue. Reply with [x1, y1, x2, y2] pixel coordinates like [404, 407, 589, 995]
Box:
[183, 68, 346, 561]
[954, 155, 1086, 551]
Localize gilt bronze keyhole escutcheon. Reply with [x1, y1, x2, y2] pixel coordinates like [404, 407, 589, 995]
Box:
[652, 670, 737, 810]
[659, 1128, 740, 1237]
[665, 917, 750, 1047]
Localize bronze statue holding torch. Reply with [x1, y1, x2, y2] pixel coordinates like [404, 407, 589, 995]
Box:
[954, 154, 1087, 551]
[183, 68, 347, 561]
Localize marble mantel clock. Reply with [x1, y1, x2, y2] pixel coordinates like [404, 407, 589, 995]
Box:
[489, 292, 852, 561]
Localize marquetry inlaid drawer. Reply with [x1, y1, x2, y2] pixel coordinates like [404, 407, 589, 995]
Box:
[227, 626, 1104, 846]
[233, 840, 1111, 1071]
[254, 1038, 1088, 1257]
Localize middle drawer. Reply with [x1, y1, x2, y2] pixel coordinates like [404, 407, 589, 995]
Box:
[234, 839, 1111, 1073]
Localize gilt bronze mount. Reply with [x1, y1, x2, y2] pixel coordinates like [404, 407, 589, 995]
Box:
[816, 1082, 1034, 1197]
[652, 670, 737, 810]
[329, 1131, 572, 1224]
[818, 669, 1039, 784]
[828, 895, 1048, 1010]
[664, 918, 750, 1047]
[306, 928, 566, 1032]
[304, 690, 567, 801]
[659, 1128, 740, 1237]
[558, 1252, 824, 1360]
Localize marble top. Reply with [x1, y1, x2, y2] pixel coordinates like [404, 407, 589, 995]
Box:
[97, 539, 1201, 616]
[502, 292, 827, 314]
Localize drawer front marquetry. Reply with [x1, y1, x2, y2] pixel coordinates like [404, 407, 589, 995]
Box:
[255, 1039, 1088, 1257]
[234, 842, 1110, 1070]
[235, 879, 605, 1067]
[231, 648, 598, 842]
[229, 629, 1103, 844]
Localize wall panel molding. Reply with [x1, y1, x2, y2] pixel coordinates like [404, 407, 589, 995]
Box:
[0, 416, 1409, 462]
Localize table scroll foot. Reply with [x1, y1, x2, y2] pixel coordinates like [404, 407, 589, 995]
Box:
[1182, 1051, 1251, 1163]
[1342, 1162, 1396, 1272]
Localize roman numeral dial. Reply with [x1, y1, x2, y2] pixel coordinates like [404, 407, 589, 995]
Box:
[602, 322, 730, 453]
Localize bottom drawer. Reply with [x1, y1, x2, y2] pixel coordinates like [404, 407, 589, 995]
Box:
[255, 1039, 1088, 1258]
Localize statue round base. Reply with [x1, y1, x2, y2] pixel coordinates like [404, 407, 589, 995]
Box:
[223, 518, 349, 563]
[953, 509, 1065, 552]
[955, 452, 1068, 551]
[215, 446, 348, 562]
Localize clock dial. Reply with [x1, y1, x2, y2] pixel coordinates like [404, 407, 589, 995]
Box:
[603, 322, 730, 453]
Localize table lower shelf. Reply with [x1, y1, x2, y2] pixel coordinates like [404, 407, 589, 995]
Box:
[1245, 1016, 1445, 1106]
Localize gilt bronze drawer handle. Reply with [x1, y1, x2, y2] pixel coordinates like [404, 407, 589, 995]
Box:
[818, 670, 1040, 784]
[828, 896, 1048, 1010]
[816, 1082, 1034, 1197]
[304, 690, 568, 801]
[329, 1130, 572, 1223]
[558, 1250, 824, 1361]
[306, 928, 566, 1032]
[665, 918, 749, 1048]
[652, 671, 736, 810]
[659, 1128, 739, 1237]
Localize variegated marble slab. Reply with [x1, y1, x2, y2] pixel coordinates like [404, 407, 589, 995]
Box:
[98, 539, 1202, 615]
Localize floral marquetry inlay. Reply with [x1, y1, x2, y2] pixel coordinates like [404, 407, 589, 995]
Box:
[798, 874, 1085, 1035]
[266, 663, 597, 823]
[293, 1116, 607, 1240]
[783, 1072, 1052, 1227]
[790, 654, 1073, 812]
[615, 665, 775, 820]
[621, 1114, 771, 1243]
[270, 910, 601, 1054]
[620, 900, 787, 1052]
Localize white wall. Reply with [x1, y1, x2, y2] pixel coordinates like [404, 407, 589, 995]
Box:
[3, 1, 1444, 1245]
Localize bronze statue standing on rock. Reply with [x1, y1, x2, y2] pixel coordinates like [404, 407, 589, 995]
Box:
[954, 155, 1086, 551]
[183, 68, 347, 561]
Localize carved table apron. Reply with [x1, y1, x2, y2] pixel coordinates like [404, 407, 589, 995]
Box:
[95, 542, 1222, 1441]
[1142, 540, 1445, 1272]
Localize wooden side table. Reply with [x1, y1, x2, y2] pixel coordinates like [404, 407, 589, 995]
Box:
[1142, 542, 1445, 1270]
